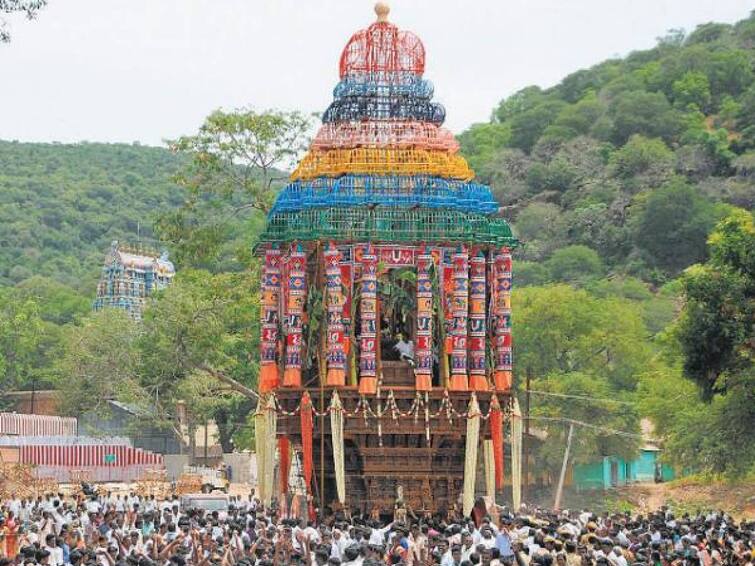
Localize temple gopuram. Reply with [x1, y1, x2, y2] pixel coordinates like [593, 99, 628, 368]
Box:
[93, 240, 176, 321]
[254, 3, 520, 517]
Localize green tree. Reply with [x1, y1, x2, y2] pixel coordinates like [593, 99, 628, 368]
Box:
[158, 109, 311, 267]
[552, 92, 604, 134]
[685, 22, 732, 45]
[609, 91, 682, 145]
[676, 210, 754, 398]
[672, 71, 712, 110]
[514, 285, 651, 390]
[513, 202, 567, 260]
[0, 288, 46, 394]
[475, 148, 532, 203]
[736, 84, 755, 150]
[15, 276, 89, 325]
[544, 245, 605, 284]
[137, 269, 260, 450]
[609, 135, 674, 185]
[679, 110, 736, 175]
[509, 100, 568, 153]
[632, 180, 723, 275]
[656, 28, 686, 49]
[457, 122, 511, 172]
[514, 261, 549, 287]
[639, 365, 755, 478]
[56, 309, 141, 416]
[494, 86, 545, 123]
[705, 49, 753, 99]
[56, 269, 260, 450]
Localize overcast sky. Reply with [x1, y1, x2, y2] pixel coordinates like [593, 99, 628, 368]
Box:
[0, 0, 752, 146]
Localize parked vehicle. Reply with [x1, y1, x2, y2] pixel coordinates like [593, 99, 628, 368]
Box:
[179, 493, 229, 512]
[183, 465, 229, 493]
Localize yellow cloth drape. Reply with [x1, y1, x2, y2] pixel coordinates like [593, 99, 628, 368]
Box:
[483, 439, 495, 501]
[330, 391, 346, 505]
[511, 397, 523, 511]
[263, 395, 277, 509]
[254, 401, 268, 505]
[462, 393, 481, 517]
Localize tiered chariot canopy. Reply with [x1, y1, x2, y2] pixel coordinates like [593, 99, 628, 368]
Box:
[257, 3, 516, 395]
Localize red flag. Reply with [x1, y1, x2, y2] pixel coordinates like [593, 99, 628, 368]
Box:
[490, 396, 505, 491]
[300, 391, 314, 492]
[278, 437, 290, 495]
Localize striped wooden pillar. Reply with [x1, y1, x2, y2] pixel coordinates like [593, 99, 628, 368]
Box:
[325, 243, 347, 386]
[414, 247, 433, 391]
[283, 244, 307, 387]
[259, 246, 282, 393]
[493, 248, 513, 391]
[358, 245, 378, 395]
[468, 250, 488, 391]
[449, 246, 469, 391]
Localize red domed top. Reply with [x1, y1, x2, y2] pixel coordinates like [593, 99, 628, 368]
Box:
[338, 7, 425, 79]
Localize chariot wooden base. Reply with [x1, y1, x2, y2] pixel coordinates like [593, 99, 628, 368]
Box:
[275, 363, 512, 516]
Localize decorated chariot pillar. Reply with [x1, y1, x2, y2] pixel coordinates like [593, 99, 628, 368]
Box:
[449, 246, 469, 391]
[468, 250, 488, 391]
[325, 243, 347, 386]
[358, 245, 378, 395]
[493, 247, 513, 391]
[259, 246, 282, 393]
[414, 247, 433, 391]
[283, 243, 307, 387]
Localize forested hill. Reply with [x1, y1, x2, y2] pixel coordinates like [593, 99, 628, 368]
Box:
[0, 141, 185, 289]
[459, 13, 755, 284]
[2, 14, 754, 294]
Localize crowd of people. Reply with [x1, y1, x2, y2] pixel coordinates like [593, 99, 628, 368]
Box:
[0, 490, 752, 566]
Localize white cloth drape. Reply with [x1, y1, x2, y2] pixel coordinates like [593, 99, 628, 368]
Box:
[483, 439, 495, 501]
[511, 397, 523, 511]
[462, 393, 481, 517]
[254, 402, 268, 505]
[330, 391, 346, 504]
[264, 395, 277, 508]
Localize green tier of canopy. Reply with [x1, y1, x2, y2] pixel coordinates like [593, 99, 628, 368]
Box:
[257, 207, 518, 247]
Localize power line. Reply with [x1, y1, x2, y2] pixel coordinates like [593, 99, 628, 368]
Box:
[521, 415, 648, 440]
[527, 389, 636, 406]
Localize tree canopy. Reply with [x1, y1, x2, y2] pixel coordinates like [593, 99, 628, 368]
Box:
[157, 109, 311, 269]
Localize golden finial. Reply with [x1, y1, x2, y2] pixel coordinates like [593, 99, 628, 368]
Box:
[375, 2, 390, 22]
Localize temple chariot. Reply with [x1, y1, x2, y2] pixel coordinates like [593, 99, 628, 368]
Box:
[253, 3, 518, 518]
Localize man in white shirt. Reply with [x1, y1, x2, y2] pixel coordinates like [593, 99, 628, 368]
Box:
[479, 526, 497, 550]
[43, 533, 64, 566]
[40, 511, 57, 538]
[86, 498, 101, 515]
[393, 335, 414, 364]
[608, 545, 629, 566]
[368, 521, 393, 546]
[18, 499, 31, 523]
[330, 529, 350, 561]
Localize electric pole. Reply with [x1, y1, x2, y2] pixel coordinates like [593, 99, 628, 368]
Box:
[554, 423, 575, 511]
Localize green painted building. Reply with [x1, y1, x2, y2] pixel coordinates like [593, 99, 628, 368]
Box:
[572, 448, 675, 490]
